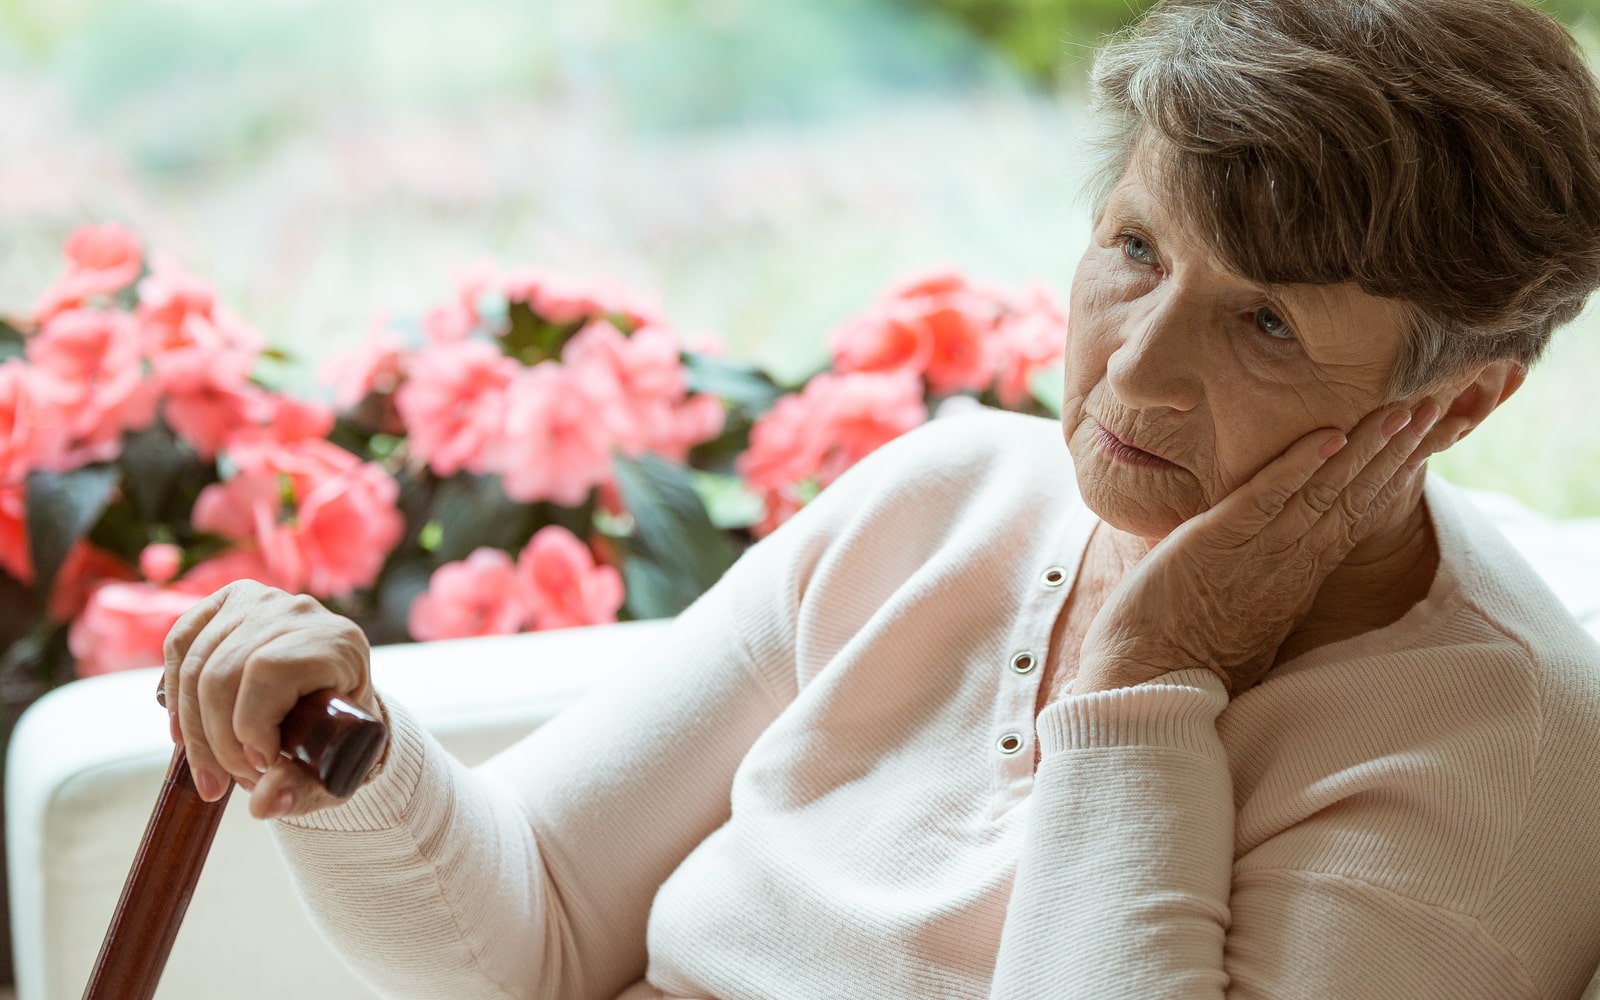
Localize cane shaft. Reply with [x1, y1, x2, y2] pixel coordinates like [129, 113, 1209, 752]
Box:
[81, 748, 227, 1000]
[82, 690, 386, 999]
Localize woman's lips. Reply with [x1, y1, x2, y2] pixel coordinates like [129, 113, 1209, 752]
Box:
[1092, 421, 1178, 469]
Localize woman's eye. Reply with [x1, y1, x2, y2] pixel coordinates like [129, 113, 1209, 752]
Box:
[1254, 307, 1295, 341]
[1120, 234, 1158, 266]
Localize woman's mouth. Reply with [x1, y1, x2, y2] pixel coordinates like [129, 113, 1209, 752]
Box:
[1092, 421, 1178, 469]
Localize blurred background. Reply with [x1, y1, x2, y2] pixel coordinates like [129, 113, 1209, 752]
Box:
[1, 0, 1598, 515]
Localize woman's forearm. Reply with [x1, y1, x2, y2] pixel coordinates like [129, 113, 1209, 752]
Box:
[270, 698, 568, 999]
[990, 669, 1234, 1000]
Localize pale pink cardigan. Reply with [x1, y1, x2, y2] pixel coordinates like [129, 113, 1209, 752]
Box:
[275, 410, 1600, 998]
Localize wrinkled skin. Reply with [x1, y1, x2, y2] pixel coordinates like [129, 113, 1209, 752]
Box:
[1063, 153, 1525, 694]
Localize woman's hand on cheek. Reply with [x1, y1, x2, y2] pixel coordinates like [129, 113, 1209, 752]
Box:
[1072, 401, 1443, 696]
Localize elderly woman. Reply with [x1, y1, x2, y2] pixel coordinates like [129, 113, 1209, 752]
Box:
[163, 0, 1600, 997]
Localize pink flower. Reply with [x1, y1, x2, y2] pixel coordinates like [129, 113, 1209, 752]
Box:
[517, 526, 624, 630]
[829, 269, 1003, 396]
[828, 307, 934, 379]
[424, 303, 477, 345]
[0, 482, 30, 583]
[163, 381, 275, 460]
[320, 319, 410, 409]
[192, 438, 403, 598]
[738, 371, 927, 537]
[27, 309, 158, 464]
[136, 259, 260, 393]
[69, 581, 203, 677]
[990, 284, 1067, 407]
[395, 340, 520, 476]
[562, 320, 724, 461]
[494, 362, 615, 505]
[139, 543, 183, 584]
[408, 548, 526, 641]
[502, 267, 662, 328]
[0, 359, 69, 482]
[222, 394, 336, 454]
[663, 392, 727, 461]
[34, 223, 144, 322]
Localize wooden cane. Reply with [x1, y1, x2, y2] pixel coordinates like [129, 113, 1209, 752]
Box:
[80, 690, 388, 1000]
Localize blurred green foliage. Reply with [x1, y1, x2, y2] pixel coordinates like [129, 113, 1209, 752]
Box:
[911, 0, 1600, 85]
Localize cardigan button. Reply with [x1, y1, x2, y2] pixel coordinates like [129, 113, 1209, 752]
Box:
[1041, 566, 1067, 588]
[1010, 651, 1037, 674]
[996, 732, 1024, 755]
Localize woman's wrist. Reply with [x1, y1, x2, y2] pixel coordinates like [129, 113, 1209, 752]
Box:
[1070, 657, 1223, 695]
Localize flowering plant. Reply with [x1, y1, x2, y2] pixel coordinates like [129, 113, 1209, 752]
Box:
[0, 224, 1066, 712]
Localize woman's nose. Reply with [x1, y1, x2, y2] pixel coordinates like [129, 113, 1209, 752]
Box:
[1105, 298, 1205, 412]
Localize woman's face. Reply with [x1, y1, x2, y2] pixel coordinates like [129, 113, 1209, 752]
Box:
[1063, 156, 1416, 540]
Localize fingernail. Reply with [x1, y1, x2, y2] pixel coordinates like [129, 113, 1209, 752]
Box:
[266, 789, 295, 819]
[237, 774, 256, 793]
[1414, 403, 1443, 432]
[155, 682, 166, 708]
[244, 746, 269, 774]
[1382, 410, 1412, 438]
[168, 710, 183, 746]
[193, 767, 223, 802]
[1318, 433, 1347, 460]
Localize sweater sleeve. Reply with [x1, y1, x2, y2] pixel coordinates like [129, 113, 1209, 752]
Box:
[268, 578, 785, 1000]
[990, 668, 1234, 1000]
[989, 669, 1541, 1000]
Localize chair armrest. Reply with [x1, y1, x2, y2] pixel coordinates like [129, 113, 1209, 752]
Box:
[6, 618, 671, 1000]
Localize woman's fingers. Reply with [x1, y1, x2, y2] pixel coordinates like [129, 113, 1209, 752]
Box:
[247, 757, 339, 821]
[162, 584, 233, 746]
[1268, 407, 1410, 536]
[1307, 402, 1441, 551]
[158, 580, 374, 807]
[231, 624, 359, 767]
[1205, 427, 1346, 544]
[1204, 398, 1441, 560]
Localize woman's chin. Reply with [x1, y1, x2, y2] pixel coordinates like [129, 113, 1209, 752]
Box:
[1074, 466, 1199, 541]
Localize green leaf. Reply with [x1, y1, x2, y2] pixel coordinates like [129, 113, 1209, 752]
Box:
[0, 318, 25, 362]
[683, 352, 785, 412]
[500, 300, 572, 366]
[612, 453, 738, 616]
[0, 620, 70, 721]
[25, 464, 121, 599]
[687, 414, 755, 474]
[85, 498, 148, 563]
[620, 556, 684, 621]
[428, 474, 539, 563]
[119, 422, 214, 524]
[1028, 363, 1064, 417]
[365, 559, 433, 646]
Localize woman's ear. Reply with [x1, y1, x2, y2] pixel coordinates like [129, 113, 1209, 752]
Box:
[1414, 359, 1528, 458]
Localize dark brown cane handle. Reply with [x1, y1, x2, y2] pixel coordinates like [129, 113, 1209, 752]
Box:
[81, 690, 388, 1000]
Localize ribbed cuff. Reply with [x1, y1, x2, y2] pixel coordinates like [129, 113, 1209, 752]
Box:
[1036, 668, 1229, 758]
[277, 691, 429, 833]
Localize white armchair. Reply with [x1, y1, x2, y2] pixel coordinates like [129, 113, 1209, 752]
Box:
[7, 490, 1600, 1000]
